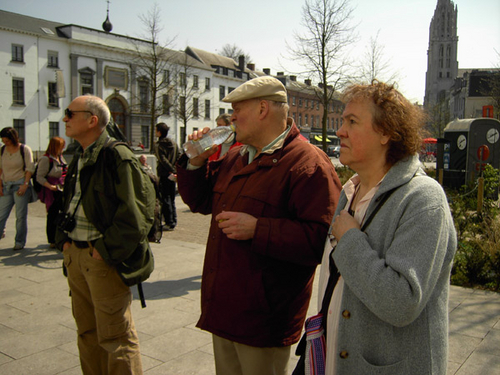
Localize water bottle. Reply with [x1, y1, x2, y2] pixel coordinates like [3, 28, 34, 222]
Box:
[183, 125, 235, 159]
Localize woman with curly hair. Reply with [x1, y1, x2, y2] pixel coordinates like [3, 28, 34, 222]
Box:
[313, 81, 457, 374]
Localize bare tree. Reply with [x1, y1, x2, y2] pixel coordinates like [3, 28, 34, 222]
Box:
[167, 50, 211, 145]
[130, 3, 176, 150]
[289, 0, 357, 151]
[427, 95, 450, 138]
[358, 30, 399, 84]
[219, 43, 252, 64]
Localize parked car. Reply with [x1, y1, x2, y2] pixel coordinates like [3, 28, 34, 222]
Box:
[327, 145, 341, 157]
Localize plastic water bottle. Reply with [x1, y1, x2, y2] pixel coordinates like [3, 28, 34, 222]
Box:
[183, 125, 235, 159]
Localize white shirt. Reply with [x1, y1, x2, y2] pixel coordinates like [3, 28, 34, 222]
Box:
[317, 174, 384, 374]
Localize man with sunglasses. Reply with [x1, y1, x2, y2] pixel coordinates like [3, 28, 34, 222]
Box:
[56, 95, 155, 375]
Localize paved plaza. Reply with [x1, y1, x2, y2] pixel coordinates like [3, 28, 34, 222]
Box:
[0, 197, 499, 374]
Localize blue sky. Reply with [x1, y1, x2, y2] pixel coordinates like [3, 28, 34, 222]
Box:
[1, 0, 499, 104]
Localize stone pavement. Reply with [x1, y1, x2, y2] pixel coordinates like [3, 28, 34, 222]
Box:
[0, 197, 499, 374]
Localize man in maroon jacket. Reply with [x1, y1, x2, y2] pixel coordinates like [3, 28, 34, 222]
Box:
[177, 76, 341, 375]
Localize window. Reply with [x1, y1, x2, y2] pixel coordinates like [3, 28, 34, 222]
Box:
[298, 114, 302, 126]
[13, 119, 25, 142]
[305, 114, 308, 125]
[138, 80, 149, 112]
[164, 70, 170, 85]
[48, 51, 59, 68]
[219, 108, 225, 115]
[292, 97, 296, 106]
[179, 73, 186, 87]
[141, 126, 150, 149]
[193, 75, 199, 88]
[49, 122, 59, 138]
[12, 78, 24, 105]
[11, 44, 23, 62]
[205, 77, 210, 90]
[299, 98, 303, 107]
[48, 82, 58, 107]
[205, 100, 211, 119]
[162, 94, 170, 115]
[219, 86, 225, 101]
[80, 69, 94, 95]
[193, 98, 199, 117]
[228, 87, 235, 94]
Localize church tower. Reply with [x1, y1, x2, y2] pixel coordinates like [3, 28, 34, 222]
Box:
[424, 0, 458, 109]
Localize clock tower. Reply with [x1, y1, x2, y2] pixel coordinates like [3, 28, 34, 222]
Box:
[424, 0, 459, 110]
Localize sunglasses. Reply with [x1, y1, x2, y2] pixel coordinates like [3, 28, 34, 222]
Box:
[65, 108, 94, 119]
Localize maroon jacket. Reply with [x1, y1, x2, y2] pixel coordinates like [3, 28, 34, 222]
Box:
[177, 123, 341, 347]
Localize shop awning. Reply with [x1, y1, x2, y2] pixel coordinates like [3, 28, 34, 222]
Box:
[314, 135, 331, 142]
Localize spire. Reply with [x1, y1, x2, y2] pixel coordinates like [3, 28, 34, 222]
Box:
[102, 0, 113, 33]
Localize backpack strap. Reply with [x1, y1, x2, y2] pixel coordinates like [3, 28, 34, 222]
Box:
[20, 144, 25, 170]
[101, 138, 148, 309]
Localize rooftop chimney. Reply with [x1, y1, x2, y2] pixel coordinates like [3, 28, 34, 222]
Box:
[305, 79, 311, 86]
[263, 68, 271, 75]
[238, 55, 245, 71]
[247, 63, 255, 71]
[290, 75, 297, 81]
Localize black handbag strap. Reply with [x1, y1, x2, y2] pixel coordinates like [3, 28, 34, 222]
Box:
[319, 187, 398, 329]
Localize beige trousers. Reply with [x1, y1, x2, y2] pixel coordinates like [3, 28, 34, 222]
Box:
[63, 243, 143, 375]
[212, 334, 291, 375]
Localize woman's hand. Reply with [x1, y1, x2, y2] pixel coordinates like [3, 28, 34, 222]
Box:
[17, 183, 28, 196]
[331, 210, 360, 241]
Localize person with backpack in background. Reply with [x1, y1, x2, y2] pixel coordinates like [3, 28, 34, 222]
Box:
[154, 122, 180, 231]
[36, 136, 67, 249]
[0, 127, 35, 251]
[56, 95, 155, 374]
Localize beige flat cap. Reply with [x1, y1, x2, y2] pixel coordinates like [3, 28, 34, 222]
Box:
[222, 76, 288, 103]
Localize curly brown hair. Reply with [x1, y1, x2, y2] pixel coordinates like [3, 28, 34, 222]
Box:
[341, 81, 426, 166]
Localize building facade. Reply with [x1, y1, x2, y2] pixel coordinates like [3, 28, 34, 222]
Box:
[275, 73, 342, 145]
[0, 10, 218, 154]
[450, 69, 500, 120]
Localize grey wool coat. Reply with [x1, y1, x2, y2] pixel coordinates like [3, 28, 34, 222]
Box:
[323, 155, 457, 374]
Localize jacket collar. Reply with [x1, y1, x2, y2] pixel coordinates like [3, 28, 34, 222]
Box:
[376, 155, 424, 197]
[80, 131, 109, 167]
[239, 118, 300, 162]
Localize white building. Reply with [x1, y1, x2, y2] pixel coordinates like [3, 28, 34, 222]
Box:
[0, 10, 259, 155]
[185, 47, 260, 117]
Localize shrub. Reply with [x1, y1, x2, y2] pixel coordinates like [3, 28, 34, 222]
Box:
[448, 165, 500, 292]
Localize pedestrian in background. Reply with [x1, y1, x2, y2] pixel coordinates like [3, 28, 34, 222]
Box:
[177, 76, 342, 375]
[0, 127, 35, 251]
[208, 113, 242, 161]
[316, 81, 457, 374]
[154, 122, 180, 231]
[36, 136, 67, 248]
[56, 94, 154, 374]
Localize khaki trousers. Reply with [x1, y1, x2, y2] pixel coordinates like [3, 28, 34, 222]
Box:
[212, 334, 291, 375]
[63, 243, 142, 375]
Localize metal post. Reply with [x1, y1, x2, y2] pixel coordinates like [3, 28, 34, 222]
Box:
[477, 177, 484, 213]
